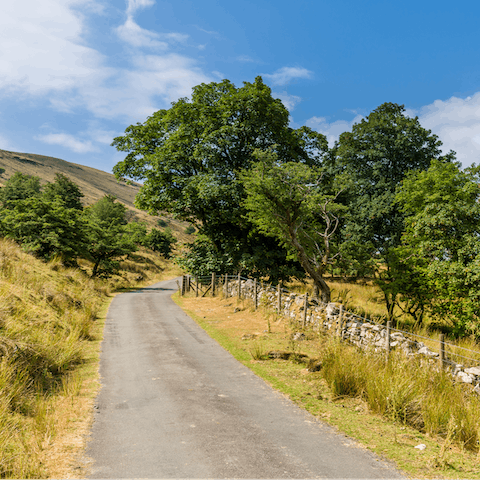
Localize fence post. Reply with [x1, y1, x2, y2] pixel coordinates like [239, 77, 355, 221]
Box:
[439, 333, 445, 369]
[277, 283, 282, 313]
[224, 274, 229, 298]
[195, 276, 199, 297]
[254, 278, 258, 310]
[302, 293, 308, 328]
[337, 304, 344, 339]
[386, 320, 391, 361]
[238, 273, 241, 300]
[187, 275, 191, 293]
[211, 272, 216, 297]
[181, 275, 185, 296]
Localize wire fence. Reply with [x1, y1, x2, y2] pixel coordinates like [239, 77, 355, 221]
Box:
[179, 273, 480, 369]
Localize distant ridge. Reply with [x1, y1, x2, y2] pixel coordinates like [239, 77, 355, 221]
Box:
[0, 149, 141, 207]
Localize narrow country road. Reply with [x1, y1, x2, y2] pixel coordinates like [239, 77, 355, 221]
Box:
[84, 277, 405, 478]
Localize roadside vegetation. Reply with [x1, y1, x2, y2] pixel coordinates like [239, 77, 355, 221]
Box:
[0, 172, 182, 478]
[0, 237, 180, 478]
[175, 289, 480, 479]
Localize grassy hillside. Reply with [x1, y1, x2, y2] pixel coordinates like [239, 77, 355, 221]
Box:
[0, 149, 193, 241]
[0, 238, 181, 478]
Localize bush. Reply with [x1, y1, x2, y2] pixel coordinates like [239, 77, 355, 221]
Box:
[145, 228, 176, 258]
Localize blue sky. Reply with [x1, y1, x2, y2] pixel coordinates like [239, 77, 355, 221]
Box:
[1, 0, 480, 173]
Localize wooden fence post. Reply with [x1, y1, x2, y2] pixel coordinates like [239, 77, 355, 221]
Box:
[211, 272, 216, 297]
[224, 274, 229, 298]
[277, 283, 282, 313]
[187, 275, 191, 293]
[337, 304, 344, 339]
[237, 273, 241, 300]
[181, 275, 185, 296]
[386, 320, 391, 361]
[439, 333, 445, 369]
[302, 293, 308, 328]
[254, 278, 258, 310]
[195, 276, 199, 297]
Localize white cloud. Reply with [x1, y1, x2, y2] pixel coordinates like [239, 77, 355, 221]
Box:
[36, 133, 98, 153]
[116, 17, 169, 49]
[126, 0, 155, 16]
[0, 1, 212, 123]
[0, 0, 105, 96]
[306, 115, 364, 147]
[263, 67, 312, 86]
[274, 92, 302, 112]
[414, 93, 480, 167]
[115, 16, 189, 49]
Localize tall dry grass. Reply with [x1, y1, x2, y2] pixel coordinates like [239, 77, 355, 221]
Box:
[0, 239, 177, 478]
[318, 338, 480, 452]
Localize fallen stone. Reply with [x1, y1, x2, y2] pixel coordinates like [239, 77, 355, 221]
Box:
[464, 366, 480, 376]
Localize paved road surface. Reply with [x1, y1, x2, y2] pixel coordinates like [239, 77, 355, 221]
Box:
[85, 278, 405, 478]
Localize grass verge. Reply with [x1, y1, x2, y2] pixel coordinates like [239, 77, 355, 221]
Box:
[173, 292, 480, 479]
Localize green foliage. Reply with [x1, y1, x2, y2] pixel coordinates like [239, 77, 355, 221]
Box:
[333, 102, 455, 316]
[0, 196, 86, 264]
[145, 227, 176, 258]
[83, 195, 137, 277]
[395, 160, 480, 334]
[0, 172, 41, 208]
[112, 77, 327, 279]
[241, 150, 347, 302]
[125, 221, 148, 247]
[184, 225, 196, 234]
[157, 218, 168, 227]
[43, 173, 84, 210]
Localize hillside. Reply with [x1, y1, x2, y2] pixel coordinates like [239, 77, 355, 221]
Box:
[0, 149, 192, 240]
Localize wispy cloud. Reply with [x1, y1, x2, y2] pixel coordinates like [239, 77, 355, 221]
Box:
[274, 92, 302, 111]
[306, 115, 364, 147]
[116, 17, 169, 49]
[237, 54, 257, 63]
[35, 133, 98, 153]
[263, 66, 312, 86]
[126, 0, 155, 16]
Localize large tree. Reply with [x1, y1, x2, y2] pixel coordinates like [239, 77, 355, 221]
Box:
[112, 77, 328, 278]
[332, 102, 455, 316]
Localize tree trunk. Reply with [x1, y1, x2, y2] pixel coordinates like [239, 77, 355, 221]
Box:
[288, 228, 331, 303]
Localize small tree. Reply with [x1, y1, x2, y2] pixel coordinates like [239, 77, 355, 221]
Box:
[43, 173, 84, 210]
[0, 196, 86, 264]
[395, 160, 480, 334]
[83, 195, 137, 277]
[242, 151, 346, 303]
[146, 228, 177, 258]
[0, 172, 41, 208]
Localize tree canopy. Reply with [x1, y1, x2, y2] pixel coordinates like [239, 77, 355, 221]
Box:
[332, 102, 456, 316]
[112, 77, 328, 278]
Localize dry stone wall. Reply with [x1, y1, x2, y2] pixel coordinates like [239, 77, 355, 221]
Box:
[226, 278, 480, 394]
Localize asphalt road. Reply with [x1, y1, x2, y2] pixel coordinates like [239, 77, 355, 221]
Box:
[85, 277, 405, 479]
